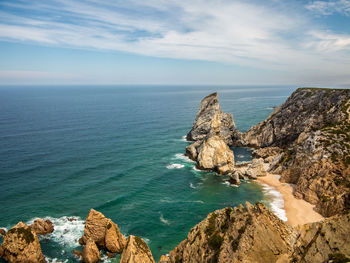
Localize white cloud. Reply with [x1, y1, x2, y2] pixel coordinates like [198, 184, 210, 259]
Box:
[0, 0, 350, 84]
[305, 0, 350, 15]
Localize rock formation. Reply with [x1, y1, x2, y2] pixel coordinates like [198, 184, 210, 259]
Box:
[82, 239, 100, 263]
[80, 209, 126, 254]
[237, 88, 350, 217]
[167, 203, 350, 263]
[186, 92, 241, 146]
[30, 218, 54, 235]
[0, 228, 6, 236]
[186, 112, 235, 174]
[0, 222, 46, 263]
[120, 235, 155, 263]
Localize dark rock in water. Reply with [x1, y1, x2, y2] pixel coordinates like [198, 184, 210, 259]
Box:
[73, 249, 83, 258]
[68, 217, 76, 222]
[186, 92, 241, 146]
[228, 172, 240, 185]
[0, 229, 6, 236]
[30, 218, 54, 235]
[0, 222, 46, 263]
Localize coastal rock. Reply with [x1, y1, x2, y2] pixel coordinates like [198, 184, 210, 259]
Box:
[239, 88, 350, 148]
[0, 222, 46, 263]
[80, 209, 126, 253]
[82, 239, 100, 263]
[246, 158, 267, 178]
[186, 92, 241, 145]
[197, 135, 235, 174]
[0, 228, 6, 236]
[120, 235, 155, 263]
[228, 172, 240, 185]
[159, 255, 170, 262]
[239, 88, 350, 217]
[168, 202, 350, 263]
[188, 112, 235, 174]
[30, 218, 54, 235]
[168, 203, 297, 263]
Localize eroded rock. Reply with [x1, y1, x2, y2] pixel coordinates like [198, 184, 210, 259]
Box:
[186, 92, 241, 145]
[82, 239, 100, 263]
[80, 209, 126, 253]
[120, 235, 155, 263]
[30, 218, 54, 235]
[0, 222, 46, 263]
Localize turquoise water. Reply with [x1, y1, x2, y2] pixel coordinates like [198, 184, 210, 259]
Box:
[0, 85, 295, 262]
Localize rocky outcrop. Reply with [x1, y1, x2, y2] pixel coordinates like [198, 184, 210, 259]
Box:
[0, 222, 46, 263]
[186, 92, 241, 146]
[167, 203, 350, 263]
[30, 218, 54, 235]
[82, 239, 100, 263]
[236, 88, 350, 217]
[239, 88, 350, 148]
[186, 112, 235, 174]
[120, 235, 155, 263]
[80, 209, 126, 254]
[0, 228, 6, 236]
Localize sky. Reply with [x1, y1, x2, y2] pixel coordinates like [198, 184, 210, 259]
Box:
[0, 0, 350, 86]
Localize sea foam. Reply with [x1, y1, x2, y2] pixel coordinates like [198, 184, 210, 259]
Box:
[166, 163, 184, 169]
[28, 216, 85, 247]
[261, 184, 287, 221]
[173, 153, 195, 163]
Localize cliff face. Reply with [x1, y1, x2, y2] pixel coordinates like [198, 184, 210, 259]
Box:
[166, 203, 350, 263]
[240, 88, 349, 148]
[240, 88, 350, 217]
[186, 92, 241, 146]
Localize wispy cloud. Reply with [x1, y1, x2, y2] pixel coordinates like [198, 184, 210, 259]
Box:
[0, 0, 350, 84]
[305, 0, 350, 16]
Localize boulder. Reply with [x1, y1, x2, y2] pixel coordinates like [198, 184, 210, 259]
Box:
[159, 254, 170, 262]
[0, 228, 6, 236]
[80, 209, 126, 253]
[0, 222, 46, 263]
[120, 235, 155, 263]
[30, 218, 54, 235]
[228, 172, 240, 185]
[197, 135, 235, 174]
[186, 92, 241, 145]
[244, 158, 266, 179]
[82, 239, 100, 263]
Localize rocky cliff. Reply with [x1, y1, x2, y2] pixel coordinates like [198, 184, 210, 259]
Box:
[186, 92, 241, 146]
[165, 203, 350, 263]
[240, 88, 350, 217]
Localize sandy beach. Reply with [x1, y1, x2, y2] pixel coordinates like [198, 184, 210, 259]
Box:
[257, 173, 324, 226]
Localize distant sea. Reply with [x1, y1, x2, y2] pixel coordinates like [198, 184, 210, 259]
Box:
[0, 85, 295, 262]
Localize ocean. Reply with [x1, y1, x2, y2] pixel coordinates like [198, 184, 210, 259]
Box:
[0, 85, 295, 262]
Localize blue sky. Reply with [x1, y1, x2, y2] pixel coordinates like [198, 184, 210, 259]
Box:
[0, 0, 349, 85]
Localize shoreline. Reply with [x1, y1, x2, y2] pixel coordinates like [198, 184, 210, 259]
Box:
[257, 173, 324, 226]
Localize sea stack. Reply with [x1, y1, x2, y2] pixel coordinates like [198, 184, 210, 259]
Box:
[186, 92, 241, 145]
[186, 95, 235, 174]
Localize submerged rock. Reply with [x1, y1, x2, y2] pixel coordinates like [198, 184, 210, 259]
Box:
[186, 92, 241, 145]
[0, 222, 46, 263]
[30, 218, 54, 235]
[82, 239, 100, 263]
[120, 235, 155, 263]
[80, 209, 126, 253]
